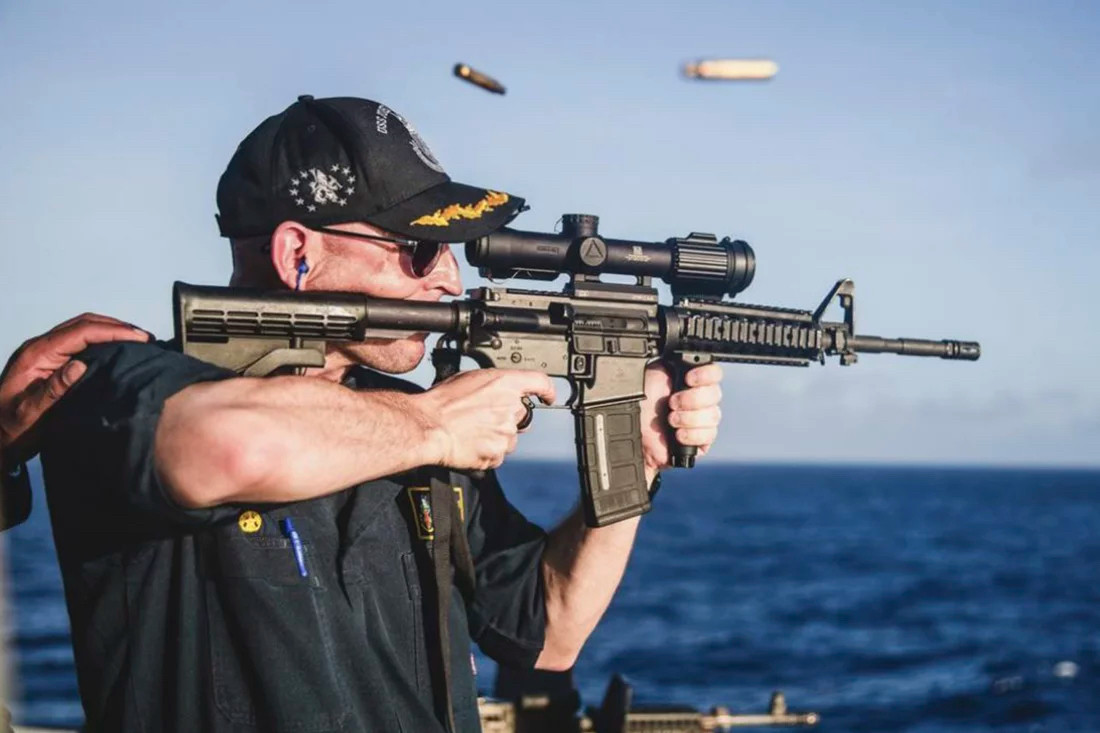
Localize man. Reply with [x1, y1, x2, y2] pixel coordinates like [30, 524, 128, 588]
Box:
[39, 95, 724, 732]
[0, 314, 149, 732]
[0, 314, 149, 527]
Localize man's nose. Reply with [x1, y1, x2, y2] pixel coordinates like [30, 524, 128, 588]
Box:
[427, 246, 463, 296]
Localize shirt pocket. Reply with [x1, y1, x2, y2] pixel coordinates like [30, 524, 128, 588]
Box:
[202, 528, 350, 731]
[400, 551, 429, 693]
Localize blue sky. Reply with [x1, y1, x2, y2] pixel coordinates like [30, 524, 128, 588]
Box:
[1, 0, 1097, 465]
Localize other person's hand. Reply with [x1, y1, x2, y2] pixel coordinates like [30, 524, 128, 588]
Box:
[415, 369, 557, 471]
[0, 313, 150, 461]
[639, 362, 724, 471]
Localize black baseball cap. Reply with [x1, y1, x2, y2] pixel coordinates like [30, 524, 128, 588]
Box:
[216, 95, 526, 242]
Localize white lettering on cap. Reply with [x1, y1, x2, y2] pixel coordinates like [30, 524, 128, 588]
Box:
[374, 104, 445, 174]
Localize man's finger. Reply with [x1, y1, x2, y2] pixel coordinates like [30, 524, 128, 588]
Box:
[11, 320, 149, 381]
[675, 427, 718, 446]
[47, 320, 151, 357]
[684, 363, 723, 388]
[501, 371, 557, 406]
[50, 312, 137, 332]
[669, 405, 721, 429]
[669, 384, 722, 411]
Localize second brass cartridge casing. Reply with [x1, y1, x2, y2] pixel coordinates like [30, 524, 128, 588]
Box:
[683, 58, 779, 81]
[454, 63, 507, 95]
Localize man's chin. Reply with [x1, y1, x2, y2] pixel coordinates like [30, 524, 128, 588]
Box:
[333, 336, 427, 374]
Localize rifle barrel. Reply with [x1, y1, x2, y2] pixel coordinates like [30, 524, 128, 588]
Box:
[849, 335, 980, 360]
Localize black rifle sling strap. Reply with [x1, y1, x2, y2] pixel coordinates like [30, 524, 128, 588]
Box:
[425, 356, 478, 731]
[429, 472, 476, 732]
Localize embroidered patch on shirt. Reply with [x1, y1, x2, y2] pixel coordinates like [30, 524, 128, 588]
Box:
[406, 486, 465, 540]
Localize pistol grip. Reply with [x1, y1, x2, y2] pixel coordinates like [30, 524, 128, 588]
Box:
[431, 346, 461, 385]
[575, 400, 651, 527]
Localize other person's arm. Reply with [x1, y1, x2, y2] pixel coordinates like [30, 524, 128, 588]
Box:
[1, 314, 149, 461]
[1, 314, 148, 529]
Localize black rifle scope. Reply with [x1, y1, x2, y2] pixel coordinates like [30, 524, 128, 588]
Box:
[466, 214, 755, 298]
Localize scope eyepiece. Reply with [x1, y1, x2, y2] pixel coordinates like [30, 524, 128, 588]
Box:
[465, 213, 756, 298]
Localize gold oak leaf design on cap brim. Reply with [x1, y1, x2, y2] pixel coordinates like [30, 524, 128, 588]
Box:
[411, 191, 509, 227]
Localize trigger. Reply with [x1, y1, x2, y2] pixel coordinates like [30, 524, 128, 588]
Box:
[517, 397, 535, 430]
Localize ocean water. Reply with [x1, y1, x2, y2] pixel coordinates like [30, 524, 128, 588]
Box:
[3, 461, 1099, 731]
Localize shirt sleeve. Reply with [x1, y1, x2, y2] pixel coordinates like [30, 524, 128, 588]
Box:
[1, 459, 32, 530]
[41, 341, 240, 531]
[460, 469, 548, 669]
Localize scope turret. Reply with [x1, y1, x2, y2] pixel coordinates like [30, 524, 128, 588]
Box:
[465, 214, 755, 298]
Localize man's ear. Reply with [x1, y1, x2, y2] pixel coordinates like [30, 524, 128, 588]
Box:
[268, 221, 314, 290]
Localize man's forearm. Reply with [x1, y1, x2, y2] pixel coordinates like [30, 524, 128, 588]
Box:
[156, 377, 441, 507]
[535, 467, 655, 670]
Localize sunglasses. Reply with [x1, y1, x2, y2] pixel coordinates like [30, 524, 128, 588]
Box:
[313, 226, 445, 277]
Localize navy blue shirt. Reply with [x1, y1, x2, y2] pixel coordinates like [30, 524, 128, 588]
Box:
[40, 342, 548, 732]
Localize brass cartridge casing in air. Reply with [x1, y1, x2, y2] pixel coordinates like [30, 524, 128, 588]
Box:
[683, 58, 779, 81]
[453, 63, 507, 95]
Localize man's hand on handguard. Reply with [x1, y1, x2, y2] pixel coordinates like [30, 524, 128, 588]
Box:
[0, 313, 150, 461]
[414, 370, 556, 471]
[639, 362, 724, 471]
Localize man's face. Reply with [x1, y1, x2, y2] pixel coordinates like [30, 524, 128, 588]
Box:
[304, 222, 464, 375]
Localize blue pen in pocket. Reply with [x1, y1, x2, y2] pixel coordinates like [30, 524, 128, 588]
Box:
[280, 518, 309, 578]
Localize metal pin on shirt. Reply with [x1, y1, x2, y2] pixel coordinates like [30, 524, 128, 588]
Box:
[281, 518, 309, 577]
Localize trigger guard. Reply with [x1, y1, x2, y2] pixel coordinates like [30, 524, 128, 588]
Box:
[563, 380, 580, 410]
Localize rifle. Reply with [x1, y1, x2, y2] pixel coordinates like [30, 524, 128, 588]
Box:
[478, 674, 819, 732]
[174, 213, 980, 527]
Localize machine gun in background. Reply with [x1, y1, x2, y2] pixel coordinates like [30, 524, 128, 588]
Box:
[175, 213, 980, 527]
[477, 672, 819, 732]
